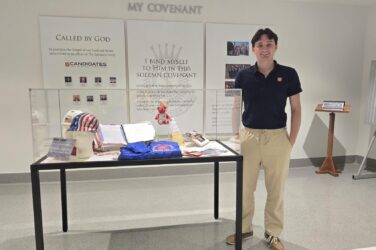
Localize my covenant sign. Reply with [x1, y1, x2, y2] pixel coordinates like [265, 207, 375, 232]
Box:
[128, 2, 203, 15]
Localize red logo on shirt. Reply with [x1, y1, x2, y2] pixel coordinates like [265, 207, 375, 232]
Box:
[277, 76, 283, 83]
[152, 144, 174, 151]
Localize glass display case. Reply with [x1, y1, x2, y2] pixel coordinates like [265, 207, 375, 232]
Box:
[29, 88, 242, 160]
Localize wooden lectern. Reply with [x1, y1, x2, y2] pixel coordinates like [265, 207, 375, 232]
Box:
[315, 104, 351, 176]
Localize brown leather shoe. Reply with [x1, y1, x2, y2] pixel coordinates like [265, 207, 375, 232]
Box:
[225, 231, 253, 245]
[264, 232, 284, 250]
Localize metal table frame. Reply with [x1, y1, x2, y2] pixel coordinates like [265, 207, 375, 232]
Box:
[31, 140, 243, 250]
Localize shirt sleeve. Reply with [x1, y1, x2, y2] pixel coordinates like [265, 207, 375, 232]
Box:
[287, 69, 302, 97]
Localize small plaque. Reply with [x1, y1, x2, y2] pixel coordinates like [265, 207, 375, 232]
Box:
[47, 137, 76, 160]
[322, 100, 345, 111]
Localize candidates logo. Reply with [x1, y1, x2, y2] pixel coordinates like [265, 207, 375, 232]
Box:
[152, 144, 174, 152]
[64, 61, 107, 68]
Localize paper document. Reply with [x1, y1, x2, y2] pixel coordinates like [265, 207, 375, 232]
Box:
[122, 122, 155, 143]
[97, 124, 126, 145]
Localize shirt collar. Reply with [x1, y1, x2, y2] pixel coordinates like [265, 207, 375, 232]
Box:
[253, 60, 279, 75]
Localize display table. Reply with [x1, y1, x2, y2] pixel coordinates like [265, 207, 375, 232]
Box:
[315, 104, 351, 176]
[30, 140, 243, 250]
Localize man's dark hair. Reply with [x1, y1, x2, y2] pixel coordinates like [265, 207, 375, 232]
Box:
[251, 28, 278, 48]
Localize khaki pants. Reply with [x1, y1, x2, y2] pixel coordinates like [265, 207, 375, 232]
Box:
[240, 127, 292, 236]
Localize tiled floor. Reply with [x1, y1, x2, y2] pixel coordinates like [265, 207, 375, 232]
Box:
[1, 164, 376, 250]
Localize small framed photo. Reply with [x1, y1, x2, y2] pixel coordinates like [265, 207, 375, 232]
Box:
[227, 41, 249, 56]
[185, 131, 210, 147]
[225, 64, 249, 79]
[73, 95, 81, 103]
[95, 77, 102, 83]
[95, 77, 102, 86]
[65, 76, 72, 86]
[100, 94, 107, 101]
[65, 76, 72, 83]
[225, 80, 236, 96]
[110, 77, 117, 84]
[225, 80, 235, 89]
[86, 95, 94, 102]
[80, 76, 87, 83]
[192, 133, 210, 147]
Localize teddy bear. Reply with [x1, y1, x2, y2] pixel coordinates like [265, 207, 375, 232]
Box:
[155, 100, 171, 125]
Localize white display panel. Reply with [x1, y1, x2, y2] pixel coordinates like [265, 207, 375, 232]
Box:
[39, 16, 126, 89]
[127, 20, 204, 132]
[205, 23, 260, 134]
[127, 20, 204, 89]
[205, 23, 261, 89]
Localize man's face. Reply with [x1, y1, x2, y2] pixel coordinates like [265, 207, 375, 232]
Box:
[252, 34, 277, 62]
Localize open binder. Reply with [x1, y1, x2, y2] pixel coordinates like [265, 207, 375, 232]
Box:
[96, 122, 155, 150]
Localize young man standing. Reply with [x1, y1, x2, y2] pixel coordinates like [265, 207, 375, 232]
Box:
[226, 28, 302, 250]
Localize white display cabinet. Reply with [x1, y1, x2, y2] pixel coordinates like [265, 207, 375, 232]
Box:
[29, 88, 242, 160]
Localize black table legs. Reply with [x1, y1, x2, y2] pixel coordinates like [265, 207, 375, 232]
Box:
[31, 155, 243, 250]
[214, 161, 219, 219]
[235, 159, 243, 250]
[31, 168, 44, 250]
[31, 168, 68, 250]
[60, 169, 68, 232]
[214, 160, 243, 250]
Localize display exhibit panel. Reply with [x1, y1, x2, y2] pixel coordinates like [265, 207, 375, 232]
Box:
[29, 89, 241, 160]
[127, 20, 204, 89]
[204, 23, 263, 135]
[205, 23, 261, 89]
[39, 16, 126, 89]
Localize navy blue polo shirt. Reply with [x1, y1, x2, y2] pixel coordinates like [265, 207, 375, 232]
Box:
[235, 61, 302, 129]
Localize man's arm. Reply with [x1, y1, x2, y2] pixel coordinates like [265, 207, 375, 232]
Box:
[289, 93, 301, 146]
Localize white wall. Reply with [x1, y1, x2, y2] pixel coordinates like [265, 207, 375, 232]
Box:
[357, 6, 376, 159]
[0, 0, 369, 173]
